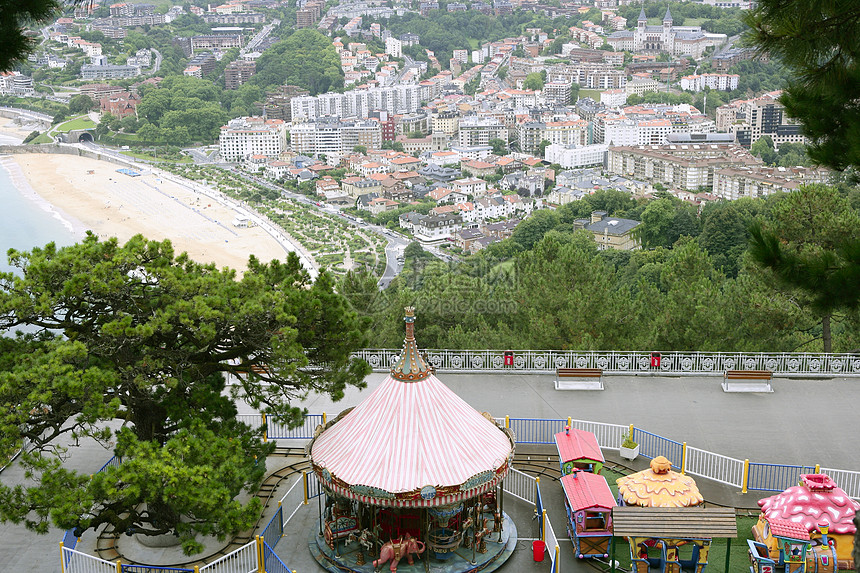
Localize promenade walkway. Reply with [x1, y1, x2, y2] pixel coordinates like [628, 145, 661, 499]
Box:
[2, 372, 857, 572]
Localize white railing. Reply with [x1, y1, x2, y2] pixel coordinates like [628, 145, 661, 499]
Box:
[820, 467, 860, 499]
[62, 547, 115, 573]
[199, 540, 258, 573]
[570, 418, 627, 450]
[543, 511, 561, 573]
[354, 349, 860, 377]
[685, 446, 745, 488]
[503, 467, 537, 504]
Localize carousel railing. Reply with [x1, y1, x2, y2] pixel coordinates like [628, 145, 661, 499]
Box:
[353, 348, 860, 377]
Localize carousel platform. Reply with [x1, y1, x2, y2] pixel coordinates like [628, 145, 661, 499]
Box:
[309, 512, 518, 573]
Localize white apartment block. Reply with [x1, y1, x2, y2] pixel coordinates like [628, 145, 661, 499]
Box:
[219, 117, 288, 162]
[625, 77, 662, 96]
[385, 37, 402, 58]
[289, 120, 382, 156]
[600, 89, 628, 108]
[451, 177, 487, 197]
[680, 73, 739, 92]
[542, 81, 571, 106]
[545, 143, 609, 168]
[289, 85, 421, 121]
[458, 116, 506, 147]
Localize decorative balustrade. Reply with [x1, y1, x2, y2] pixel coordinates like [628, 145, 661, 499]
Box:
[353, 349, 860, 377]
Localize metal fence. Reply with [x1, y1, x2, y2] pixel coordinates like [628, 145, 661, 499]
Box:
[354, 348, 860, 377]
[508, 418, 566, 444]
[261, 506, 284, 549]
[303, 470, 324, 501]
[569, 418, 627, 450]
[820, 467, 860, 499]
[121, 566, 193, 573]
[267, 414, 324, 440]
[503, 467, 538, 505]
[62, 547, 115, 573]
[543, 510, 561, 573]
[262, 541, 292, 573]
[747, 463, 817, 493]
[634, 429, 683, 469]
[62, 528, 79, 552]
[684, 446, 745, 488]
[198, 540, 257, 573]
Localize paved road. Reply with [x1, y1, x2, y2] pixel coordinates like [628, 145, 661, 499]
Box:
[4, 372, 857, 572]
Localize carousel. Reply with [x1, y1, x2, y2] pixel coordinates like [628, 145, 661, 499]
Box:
[307, 308, 518, 572]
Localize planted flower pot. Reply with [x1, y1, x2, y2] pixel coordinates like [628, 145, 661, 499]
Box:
[620, 443, 640, 461]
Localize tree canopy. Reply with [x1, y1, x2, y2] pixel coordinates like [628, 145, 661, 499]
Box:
[0, 0, 65, 71]
[252, 29, 344, 95]
[0, 234, 369, 554]
[745, 0, 860, 171]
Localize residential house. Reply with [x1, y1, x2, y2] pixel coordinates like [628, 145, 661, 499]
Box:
[429, 187, 468, 205]
[460, 160, 497, 178]
[575, 210, 640, 250]
[390, 155, 422, 172]
[456, 228, 486, 252]
[413, 213, 463, 243]
[500, 171, 546, 196]
[418, 164, 461, 182]
[451, 177, 487, 198]
[368, 197, 399, 215]
[342, 176, 382, 197]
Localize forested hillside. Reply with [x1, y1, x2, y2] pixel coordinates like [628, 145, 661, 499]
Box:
[342, 185, 860, 353]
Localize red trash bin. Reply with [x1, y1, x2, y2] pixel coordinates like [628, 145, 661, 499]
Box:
[533, 540, 546, 562]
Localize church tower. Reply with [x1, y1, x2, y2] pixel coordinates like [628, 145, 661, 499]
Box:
[662, 6, 674, 55]
[635, 7, 647, 51]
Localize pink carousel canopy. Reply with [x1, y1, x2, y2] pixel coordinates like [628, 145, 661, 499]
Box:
[309, 308, 515, 507]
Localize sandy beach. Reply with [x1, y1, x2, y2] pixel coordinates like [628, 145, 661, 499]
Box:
[5, 153, 294, 272]
[0, 117, 29, 145]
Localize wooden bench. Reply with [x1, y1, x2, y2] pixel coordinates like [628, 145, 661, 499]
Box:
[555, 368, 604, 391]
[721, 370, 773, 393]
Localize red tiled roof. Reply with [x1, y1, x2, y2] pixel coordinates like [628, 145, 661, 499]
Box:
[560, 471, 616, 512]
[554, 429, 604, 465]
[767, 517, 810, 541]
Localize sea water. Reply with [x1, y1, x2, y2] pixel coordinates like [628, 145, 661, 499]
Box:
[0, 158, 81, 276]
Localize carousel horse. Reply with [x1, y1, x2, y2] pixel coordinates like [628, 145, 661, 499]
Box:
[373, 533, 426, 572]
[346, 528, 375, 553]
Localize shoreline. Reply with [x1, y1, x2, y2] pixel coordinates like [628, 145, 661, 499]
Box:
[2, 151, 306, 273]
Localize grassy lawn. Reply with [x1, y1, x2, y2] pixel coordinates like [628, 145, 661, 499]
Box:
[54, 116, 96, 133]
[30, 133, 54, 144]
[578, 89, 602, 100]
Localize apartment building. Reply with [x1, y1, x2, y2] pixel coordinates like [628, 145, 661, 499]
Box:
[289, 120, 382, 157]
[606, 143, 760, 190]
[224, 60, 256, 89]
[545, 143, 609, 168]
[713, 165, 830, 200]
[716, 92, 807, 148]
[219, 117, 288, 162]
[680, 73, 739, 92]
[458, 116, 507, 147]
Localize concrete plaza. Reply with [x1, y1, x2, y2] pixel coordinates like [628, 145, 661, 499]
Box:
[1, 372, 858, 572]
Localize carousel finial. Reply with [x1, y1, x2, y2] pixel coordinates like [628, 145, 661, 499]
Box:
[390, 307, 431, 382]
